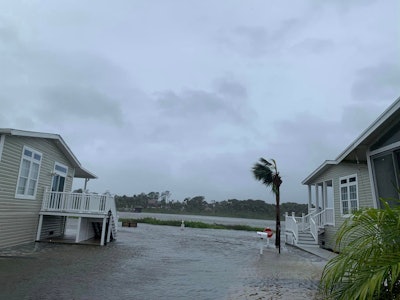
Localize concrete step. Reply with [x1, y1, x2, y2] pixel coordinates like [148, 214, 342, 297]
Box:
[297, 242, 320, 248]
[298, 232, 318, 245]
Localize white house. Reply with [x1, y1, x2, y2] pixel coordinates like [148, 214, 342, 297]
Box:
[285, 96, 400, 251]
[0, 129, 117, 249]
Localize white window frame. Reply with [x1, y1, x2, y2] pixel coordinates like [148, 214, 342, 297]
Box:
[53, 162, 68, 177]
[339, 174, 359, 217]
[15, 146, 42, 199]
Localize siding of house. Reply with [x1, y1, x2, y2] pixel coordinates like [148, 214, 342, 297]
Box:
[40, 216, 67, 239]
[0, 135, 75, 249]
[309, 162, 373, 251]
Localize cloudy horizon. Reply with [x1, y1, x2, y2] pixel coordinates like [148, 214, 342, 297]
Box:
[1, 0, 399, 204]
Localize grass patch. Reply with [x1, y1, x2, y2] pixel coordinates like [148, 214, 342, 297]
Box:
[119, 217, 265, 232]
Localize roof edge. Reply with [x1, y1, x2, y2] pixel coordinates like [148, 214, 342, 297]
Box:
[302, 160, 337, 185]
[0, 128, 96, 179]
[335, 96, 400, 162]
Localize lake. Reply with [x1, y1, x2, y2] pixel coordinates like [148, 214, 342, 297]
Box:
[118, 212, 281, 228]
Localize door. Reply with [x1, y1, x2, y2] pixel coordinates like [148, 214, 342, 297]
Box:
[51, 163, 68, 209]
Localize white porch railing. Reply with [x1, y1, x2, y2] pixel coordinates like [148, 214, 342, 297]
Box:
[285, 208, 334, 245]
[42, 189, 116, 217]
[310, 216, 317, 241]
[285, 212, 299, 245]
[312, 208, 334, 227]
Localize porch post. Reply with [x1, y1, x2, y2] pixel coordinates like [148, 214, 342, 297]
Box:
[106, 218, 112, 243]
[308, 185, 312, 213]
[322, 181, 327, 210]
[36, 214, 43, 241]
[315, 184, 319, 213]
[100, 217, 107, 246]
[84, 178, 90, 190]
[76, 217, 82, 243]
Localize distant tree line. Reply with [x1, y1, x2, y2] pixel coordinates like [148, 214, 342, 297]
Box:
[115, 192, 308, 219]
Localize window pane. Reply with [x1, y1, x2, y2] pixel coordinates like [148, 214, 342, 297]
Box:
[341, 179, 347, 184]
[31, 163, 39, 180]
[373, 154, 398, 206]
[24, 149, 32, 157]
[28, 179, 36, 195]
[341, 187, 348, 200]
[349, 185, 357, 200]
[55, 164, 67, 174]
[58, 176, 65, 192]
[33, 153, 41, 161]
[342, 201, 348, 214]
[52, 175, 59, 192]
[350, 200, 358, 212]
[349, 177, 356, 182]
[21, 159, 30, 177]
[17, 177, 27, 194]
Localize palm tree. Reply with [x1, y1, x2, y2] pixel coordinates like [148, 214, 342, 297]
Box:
[320, 198, 400, 299]
[252, 158, 282, 253]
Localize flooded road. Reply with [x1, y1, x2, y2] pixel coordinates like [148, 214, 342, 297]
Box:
[0, 222, 325, 300]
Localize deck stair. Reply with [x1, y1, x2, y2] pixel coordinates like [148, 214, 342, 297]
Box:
[110, 214, 117, 239]
[285, 208, 334, 247]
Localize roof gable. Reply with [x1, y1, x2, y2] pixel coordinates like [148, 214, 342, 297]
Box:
[335, 96, 400, 162]
[0, 128, 96, 179]
[303, 96, 400, 185]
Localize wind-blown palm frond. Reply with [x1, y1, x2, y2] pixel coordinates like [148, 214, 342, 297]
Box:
[252, 157, 282, 252]
[252, 162, 273, 187]
[320, 198, 400, 299]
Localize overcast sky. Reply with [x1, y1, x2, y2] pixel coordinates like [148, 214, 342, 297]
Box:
[1, 1, 399, 204]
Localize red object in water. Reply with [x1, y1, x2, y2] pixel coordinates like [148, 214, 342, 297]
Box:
[263, 227, 273, 238]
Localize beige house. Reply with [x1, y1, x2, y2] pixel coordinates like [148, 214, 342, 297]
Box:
[285, 96, 400, 251]
[0, 129, 117, 249]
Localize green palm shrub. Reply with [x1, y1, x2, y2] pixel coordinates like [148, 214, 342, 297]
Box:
[320, 197, 400, 299]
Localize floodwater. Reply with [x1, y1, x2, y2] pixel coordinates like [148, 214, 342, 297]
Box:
[0, 216, 326, 300]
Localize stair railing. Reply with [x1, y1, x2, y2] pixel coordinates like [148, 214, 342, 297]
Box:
[310, 216, 318, 241]
[110, 212, 117, 239]
[285, 212, 299, 245]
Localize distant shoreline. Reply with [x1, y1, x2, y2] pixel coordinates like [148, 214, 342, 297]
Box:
[118, 212, 282, 229]
[119, 216, 266, 232]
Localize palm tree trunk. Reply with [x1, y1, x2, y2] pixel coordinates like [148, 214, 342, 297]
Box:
[276, 190, 281, 254]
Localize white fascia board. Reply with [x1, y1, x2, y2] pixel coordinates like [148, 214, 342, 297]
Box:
[301, 160, 337, 185]
[5, 129, 82, 166]
[0, 128, 97, 179]
[6, 128, 59, 139]
[335, 96, 400, 163]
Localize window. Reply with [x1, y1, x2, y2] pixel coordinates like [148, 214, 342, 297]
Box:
[372, 150, 400, 207]
[16, 146, 42, 199]
[340, 175, 358, 215]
